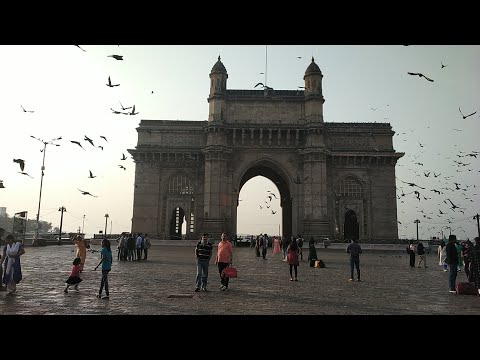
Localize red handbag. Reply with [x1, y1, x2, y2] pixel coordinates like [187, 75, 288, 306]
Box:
[222, 266, 238, 278]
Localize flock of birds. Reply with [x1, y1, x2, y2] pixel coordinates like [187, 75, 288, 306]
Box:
[3, 46, 140, 198]
[2, 46, 478, 240]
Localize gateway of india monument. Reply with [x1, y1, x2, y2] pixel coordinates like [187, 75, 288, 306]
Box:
[128, 56, 404, 242]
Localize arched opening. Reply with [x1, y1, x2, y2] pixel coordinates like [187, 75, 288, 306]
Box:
[237, 176, 281, 237]
[169, 207, 185, 240]
[237, 164, 292, 239]
[343, 209, 359, 242]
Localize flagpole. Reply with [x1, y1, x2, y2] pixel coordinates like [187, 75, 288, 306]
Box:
[265, 45, 268, 87]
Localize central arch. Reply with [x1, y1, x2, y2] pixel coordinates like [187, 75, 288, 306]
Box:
[236, 162, 292, 238]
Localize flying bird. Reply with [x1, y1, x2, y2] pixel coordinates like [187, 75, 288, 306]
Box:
[118, 165, 126, 170]
[78, 189, 98, 197]
[271, 210, 277, 214]
[70, 140, 85, 150]
[74, 45, 86, 52]
[107, 55, 123, 60]
[407, 72, 434, 82]
[97, 145, 103, 151]
[20, 105, 34, 112]
[254, 82, 273, 90]
[267, 191, 278, 199]
[0, 180, 4, 189]
[18, 172, 33, 178]
[84, 135, 95, 147]
[13, 158, 25, 171]
[100, 135, 108, 142]
[127, 105, 139, 115]
[21, 105, 34, 113]
[106, 76, 120, 87]
[400, 180, 425, 189]
[121, 153, 127, 160]
[458, 107, 477, 119]
[88, 170, 96, 179]
[111, 108, 122, 114]
[119, 102, 132, 111]
[441, 62, 447, 69]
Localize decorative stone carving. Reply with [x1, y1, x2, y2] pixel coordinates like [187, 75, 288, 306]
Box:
[161, 134, 202, 147]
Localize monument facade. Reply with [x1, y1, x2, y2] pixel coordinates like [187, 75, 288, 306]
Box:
[128, 57, 404, 242]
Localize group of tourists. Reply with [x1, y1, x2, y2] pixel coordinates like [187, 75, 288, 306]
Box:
[115, 232, 151, 261]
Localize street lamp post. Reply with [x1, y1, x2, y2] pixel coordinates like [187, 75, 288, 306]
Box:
[82, 215, 85, 234]
[474, 213, 480, 238]
[31, 135, 61, 246]
[414, 219, 420, 241]
[104, 214, 109, 238]
[58, 206, 66, 244]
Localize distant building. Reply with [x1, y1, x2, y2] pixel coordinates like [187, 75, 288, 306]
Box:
[0, 207, 6, 217]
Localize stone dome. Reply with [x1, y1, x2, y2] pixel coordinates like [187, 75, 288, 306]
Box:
[210, 55, 227, 74]
[304, 57, 322, 76]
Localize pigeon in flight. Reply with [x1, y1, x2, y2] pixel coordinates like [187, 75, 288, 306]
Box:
[106, 76, 120, 87]
[97, 145, 103, 151]
[121, 153, 127, 160]
[100, 135, 108, 142]
[441, 62, 447, 69]
[400, 180, 425, 189]
[70, 140, 85, 150]
[111, 108, 122, 114]
[0, 180, 4, 189]
[108, 55, 123, 60]
[119, 102, 132, 111]
[127, 105, 139, 115]
[254, 82, 273, 91]
[13, 158, 25, 171]
[78, 189, 98, 197]
[74, 45, 86, 52]
[21, 105, 34, 113]
[84, 135, 95, 147]
[118, 165, 126, 170]
[18, 172, 33, 178]
[407, 72, 434, 82]
[458, 107, 477, 119]
[88, 170, 96, 179]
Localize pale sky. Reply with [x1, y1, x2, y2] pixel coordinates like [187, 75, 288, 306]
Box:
[0, 45, 479, 240]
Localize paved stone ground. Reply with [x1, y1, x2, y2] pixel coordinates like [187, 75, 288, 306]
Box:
[0, 244, 478, 315]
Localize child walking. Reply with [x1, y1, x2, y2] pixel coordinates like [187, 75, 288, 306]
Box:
[64, 257, 82, 293]
[94, 238, 112, 299]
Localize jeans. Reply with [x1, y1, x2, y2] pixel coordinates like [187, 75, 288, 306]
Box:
[196, 259, 209, 289]
[448, 264, 458, 291]
[350, 256, 360, 280]
[99, 269, 110, 296]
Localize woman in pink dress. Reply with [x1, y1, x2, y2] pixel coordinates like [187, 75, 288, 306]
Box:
[273, 237, 280, 254]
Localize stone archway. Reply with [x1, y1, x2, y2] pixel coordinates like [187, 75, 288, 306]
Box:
[236, 163, 292, 238]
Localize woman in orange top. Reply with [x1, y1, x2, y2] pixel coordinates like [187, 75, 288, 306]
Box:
[72, 235, 87, 271]
[215, 232, 234, 291]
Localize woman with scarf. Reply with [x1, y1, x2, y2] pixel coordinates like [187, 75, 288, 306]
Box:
[2, 234, 25, 294]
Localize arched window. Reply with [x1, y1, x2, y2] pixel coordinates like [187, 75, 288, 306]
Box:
[168, 175, 195, 194]
[338, 176, 363, 198]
